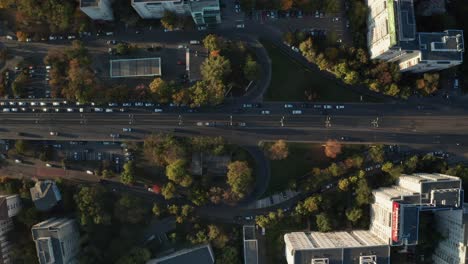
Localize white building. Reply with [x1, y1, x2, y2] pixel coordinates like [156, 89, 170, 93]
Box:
[80, 0, 114, 21]
[0, 194, 22, 264]
[31, 218, 80, 264]
[366, 0, 463, 73]
[131, 0, 220, 26]
[284, 173, 467, 264]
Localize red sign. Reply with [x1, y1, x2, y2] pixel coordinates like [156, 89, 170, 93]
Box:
[391, 202, 400, 243]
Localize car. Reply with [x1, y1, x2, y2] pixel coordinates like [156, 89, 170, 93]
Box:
[105, 108, 113, 113]
[110, 133, 119, 138]
[122, 103, 132, 107]
[42, 108, 49, 112]
[284, 104, 293, 108]
[337, 39, 343, 43]
[236, 24, 245, 28]
[177, 60, 185, 65]
[261, 110, 270, 115]
[105, 32, 114, 36]
[253, 103, 262, 108]
[108, 102, 118, 107]
[40, 102, 47, 106]
[298, 11, 303, 18]
[244, 216, 253, 221]
[313, 104, 322, 109]
[26, 38, 32, 42]
[18, 102, 25, 106]
[49, 131, 58, 136]
[238, 122, 246, 127]
[145, 102, 155, 107]
[11, 108, 18, 112]
[292, 110, 302, 115]
[66, 108, 74, 112]
[20, 107, 27, 112]
[291, 46, 299, 52]
[67, 35, 76, 40]
[2, 108, 10, 112]
[262, 227, 266, 236]
[190, 40, 200, 45]
[45, 163, 52, 167]
[123, 128, 132, 132]
[134, 102, 144, 107]
[53, 144, 62, 148]
[30, 102, 37, 106]
[86, 170, 94, 175]
[324, 105, 332, 109]
[94, 108, 103, 112]
[335, 105, 345, 109]
[243, 104, 253, 108]
[154, 108, 163, 113]
[197, 26, 207, 31]
[14, 159, 22, 164]
[454, 79, 459, 89]
[52, 102, 60, 106]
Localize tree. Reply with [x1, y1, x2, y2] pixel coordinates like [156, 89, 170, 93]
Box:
[189, 80, 226, 107]
[74, 186, 112, 226]
[280, 0, 293, 10]
[120, 161, 136, 185]
[324, 0, 340, 13]
[344, 71, 359, 85]
[355, 179, 372, 206]
[299, 38, 316, 62]
[282, 31, 296, 46]
[207, 225, 229, 248]
[385, 83, 400, 97]
[346, 207, 363, 225]
[161, 10, 178, 30]
[166, 159, 190, 186]
[369, 145, 385, 163]
[15, 139, 27, 155]
[149, 78, 173, 103]
[115, 43, 130, 55]
[116, 247, 151, 264]
[405, 155, 419, 173]
[316, 213, 332, 232]
[416, 73, 440, 95]
[244, 57, 261, 81]
[216, 246, 240, 264]
[201, 55, 231, 82]
[324, 140, 342, 158]
[152, 203, 164, 217]
[303, 195, 321, 214]
[161, 182, 177, 200]
[203, 34, 225, 51]
[114, 194, 148, 224]
[268, 139, 289, 160]
[16, 31, 27, 42]
[328, 162, 345, 177]
[338, 178, 350, 191]
[227, 161, 253, 198]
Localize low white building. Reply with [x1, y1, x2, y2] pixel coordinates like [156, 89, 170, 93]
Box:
[80, 0, 114, 21]
[131, 0, 220, 26]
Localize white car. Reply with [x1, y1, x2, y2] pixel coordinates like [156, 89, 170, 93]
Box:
[52, 102, 60, 106]
[154, 108, 163, 113]
[291, 46, 299, 52]
[40, 102, 47, 106]
[292, 110, 302, 115]
[335, 105, 345, 109]
[324, 105, 332, 109]
[11, 108, 18, 112]
[18, 102, 25, 106]
[123, 128, 132, 132]
[67, 108, 74, 112]
[261, 110, 270, 115]
[86, 170, 94, 175]
[105, 108, 113, 113]
[2, 108, 10, 112]
[30, 102, 37, 106]
[49, 131, 58, 136]
[284, 104, 293, 108]
[94, 108, 103, 112]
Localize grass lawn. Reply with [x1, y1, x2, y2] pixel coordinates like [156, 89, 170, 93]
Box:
[262, 41, 381, 102]
[262, 143, 329, 197]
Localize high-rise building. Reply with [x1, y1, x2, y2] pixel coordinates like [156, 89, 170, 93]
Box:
[0, 194, 22, 264]
[366, 0, 464, 73]
[131, 0, 221, 26]
[284, 173, 468, 264]
[80, 0, 114, 21]
[31, 218, 80, 264]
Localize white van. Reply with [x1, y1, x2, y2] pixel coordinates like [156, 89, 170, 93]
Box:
[190, 40, 200, 45]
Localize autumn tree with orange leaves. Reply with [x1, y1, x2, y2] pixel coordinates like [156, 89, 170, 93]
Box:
[324, 140, 342, 159]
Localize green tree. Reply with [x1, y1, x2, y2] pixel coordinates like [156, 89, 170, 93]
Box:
[161, 182, 177, 200]
[201, 55, 232, 82]
[149, 78, 173, 103]
[203, 34, 225, 51]
[324, 0, 340, 13]
[121, 161, 136, 185]
[115, 43, 129, 55]
[303, 195, 321, 214]
[189, 80, 226, 107]
[299, 38, 316, 62]
[227, 161, 253, 198]
[166, 159, 187, 182]
[116, 247, 151, 264]
[338, 178, 350, 191]
[207, 225, 229, 248]
[405, 155, 419, 173]
[328, 163, 345, 177]
[369, 145, 385, 163]
[161, 10, 178, 30]
[268, 139, 289, 160]
[385, 83, 400, 97]
[316, 213, 332, 232]
[355, 179, 372, 206]
[216, 246, 240, 264]
[15, 139, 27, 155]
[152, 203, 164, 217]
[114, 194, 148, 224]
[74, 186, 112, 226]
[346, 207, 363, 225]
[244, 57, 261, 81]
[344, 71, 359, 85]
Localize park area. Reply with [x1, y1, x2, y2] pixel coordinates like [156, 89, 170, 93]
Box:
[262, 41, 380, 102]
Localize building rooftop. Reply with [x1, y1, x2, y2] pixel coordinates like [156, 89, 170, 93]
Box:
[285, 231, 387, 251]
[243, 225, 258, 264]
[110, 58, 161, 78]
[80, 0, 99, 7]
[147, 244, 214, 264]
[419, 30, 464, 61]
[30, 180, 62, 211]
[396, 0, 417, 41]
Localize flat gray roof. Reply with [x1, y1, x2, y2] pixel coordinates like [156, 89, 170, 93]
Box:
[80, 0, 99, 7]
[110, 57, 161, 78]
[419, 30, 464, 61]
[147, 244, 214, 264]
[397, 0, 416, 41]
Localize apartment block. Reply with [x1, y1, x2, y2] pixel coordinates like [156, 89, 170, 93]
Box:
[284, 173, 468, 264]
[131, 0, 220, 26]
[30, 180, 62, 211]
[31, 218, 80, 264]
[366, 0, 463, 73]
[80, 0, 114, 21]
[0, 195, 21, 221]
[0, 194, 21, 264]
